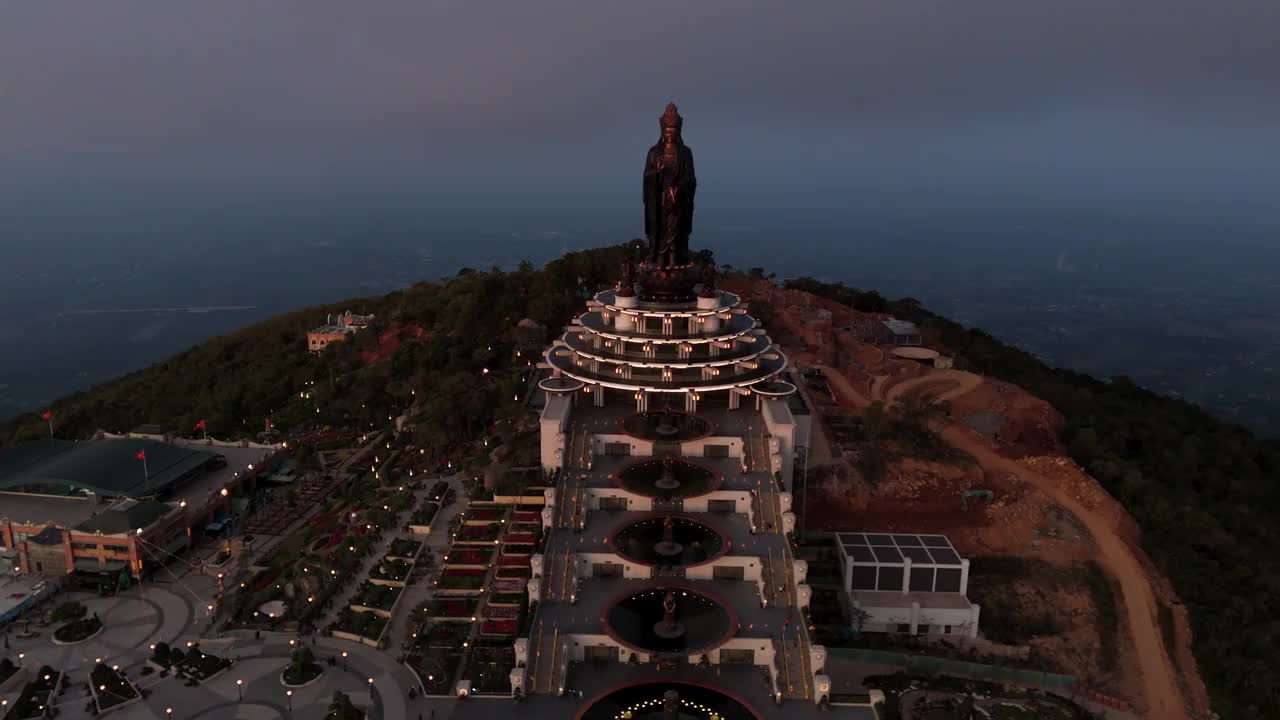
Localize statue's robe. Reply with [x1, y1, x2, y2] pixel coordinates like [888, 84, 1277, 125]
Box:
[643, 142, 697, 267]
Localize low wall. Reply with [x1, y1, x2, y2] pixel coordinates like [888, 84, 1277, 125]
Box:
[685, 555, 762, 582]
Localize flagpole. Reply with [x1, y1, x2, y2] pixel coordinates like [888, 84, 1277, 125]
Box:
[143, 455, 149, 479]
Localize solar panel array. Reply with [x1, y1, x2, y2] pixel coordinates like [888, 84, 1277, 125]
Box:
[836, 532, 965, 594]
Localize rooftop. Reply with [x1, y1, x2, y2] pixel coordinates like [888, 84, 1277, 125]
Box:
[74, 498, 173, 536]
[0, 438, 220, 498]
[881, 319, 920, 336]
[835, 532, 964, 567]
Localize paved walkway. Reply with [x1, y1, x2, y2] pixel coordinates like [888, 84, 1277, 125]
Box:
[386, 473, 469, 654]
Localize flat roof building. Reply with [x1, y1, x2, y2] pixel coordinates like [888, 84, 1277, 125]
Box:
[0, 437, 275, 582]
[879, 319, 922, 347]
[834, 531, 981, 639]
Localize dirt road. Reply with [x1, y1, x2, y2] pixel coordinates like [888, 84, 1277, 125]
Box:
[820, 365, 871, 408]
[940, 424, 1188, 720]
[883, 369, 983, 407]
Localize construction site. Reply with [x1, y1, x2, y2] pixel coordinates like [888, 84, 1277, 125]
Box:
[727, 277, 1213, 720]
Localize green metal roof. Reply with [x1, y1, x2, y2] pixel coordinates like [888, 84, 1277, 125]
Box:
[75, 499, 171, 535]
[0, 438, 218, 498]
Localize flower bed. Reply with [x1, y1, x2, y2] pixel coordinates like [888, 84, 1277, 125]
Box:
[333, 609, 389, 645]
[437, 569, 486, 591]
[351, 583, 403, 613]
[53, 615, 103, 644]
[512, 511, 540, 523]
[9, 667, 61, 720]
[487, 592, 526, 606]
[463, 645, 515, 695]
[502, 543, 534, 557]
[483, 605, 518, 619]
[411, 623, 468, 695]
[387, 538, 422, 559]
[445, 548, 493, 567]
[91, 663, 139, 711]
[465, 507, 503, 522]
[411, 503, 439, 526]
[495, 566, 531, 579]
[498, 555, 529, 567]
[457, 523, 501, 542]
[426, 597, 478, 619]
[368, 558, 413, 584]
[479, 618, 518, 637]
[503, 531, 535, 544]
[491, 578, 525, 594]
[175, 649, 232, 682]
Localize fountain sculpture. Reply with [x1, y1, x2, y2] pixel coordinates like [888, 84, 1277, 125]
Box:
[654, 456, 681, 491]
[651, 590, 686, 640]
[653, 515, 684, 558]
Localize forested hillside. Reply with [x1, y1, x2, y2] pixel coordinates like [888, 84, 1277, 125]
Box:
[0, 244, 635, 447]
[5, 252, 1275, 717]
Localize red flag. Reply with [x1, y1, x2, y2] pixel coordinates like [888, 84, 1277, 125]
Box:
[135, 450, 146, 461]
[194, 419, 206, 431]
[41, 410, 51, 421]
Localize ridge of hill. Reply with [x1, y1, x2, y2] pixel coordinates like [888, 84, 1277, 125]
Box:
[2, 248, 1274, 718]
[763, 275, 1277, 720]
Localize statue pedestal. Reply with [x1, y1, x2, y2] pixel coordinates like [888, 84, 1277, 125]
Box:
[638, 261, 699, 303]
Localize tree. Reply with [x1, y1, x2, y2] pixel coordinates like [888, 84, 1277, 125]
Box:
[52, 601, 87, 624]
[850, 606, 871, 637]
[326, 691, 360, 720]
[291, 645, 316, 675]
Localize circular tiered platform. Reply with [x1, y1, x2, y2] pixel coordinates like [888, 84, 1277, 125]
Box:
[545, 288, 787, 398]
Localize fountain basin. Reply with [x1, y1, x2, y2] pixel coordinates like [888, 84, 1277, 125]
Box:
[576, 681, 763, 720]
[603, 584, 736, 655]
[615, 458, 720, 499]
[610, 514, 728, 568]
[621, 410, 715, 442]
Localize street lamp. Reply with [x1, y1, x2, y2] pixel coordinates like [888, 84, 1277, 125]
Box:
[286, 690, 293, 711]
[166, 708, 173, 720]
[236, 679, 243, 700]
[341, 651, 347, 669]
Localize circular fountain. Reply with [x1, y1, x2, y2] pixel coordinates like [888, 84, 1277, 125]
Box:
[577, 681, 763, 720]
[612, 515, 727, 568]
[621, 410, 714, 442]
[616, 457, 719, 499]
[604, 585, 735, 655]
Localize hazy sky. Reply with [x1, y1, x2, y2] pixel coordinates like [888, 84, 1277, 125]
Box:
[2, 1, 1278, 206]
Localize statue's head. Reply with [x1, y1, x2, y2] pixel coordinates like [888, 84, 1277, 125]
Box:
[660, 102, 683, 144]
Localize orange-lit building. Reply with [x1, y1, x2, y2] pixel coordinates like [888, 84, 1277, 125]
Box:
[306, 310, 375, 353]
[0, 437, 273, 585]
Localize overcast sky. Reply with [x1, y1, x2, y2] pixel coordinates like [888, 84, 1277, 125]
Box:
[2, 1, 1277, 204]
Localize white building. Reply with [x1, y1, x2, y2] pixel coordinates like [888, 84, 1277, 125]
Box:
[834, 532, 981, 639]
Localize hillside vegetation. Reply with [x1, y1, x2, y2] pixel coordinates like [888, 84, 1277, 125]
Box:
[786, 277, 1279, 720]
[0, 245, 634, 447]
[4, 252, 1275, 717]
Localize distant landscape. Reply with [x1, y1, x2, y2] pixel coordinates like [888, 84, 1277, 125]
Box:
[1, 183, 1277, 435]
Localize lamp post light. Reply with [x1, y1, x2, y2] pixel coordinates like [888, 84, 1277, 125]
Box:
[166, 708, 173, 720]
[286, 690, 293, 711]
[236, 679, 243, 700]
[341, 651, 347, 669]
